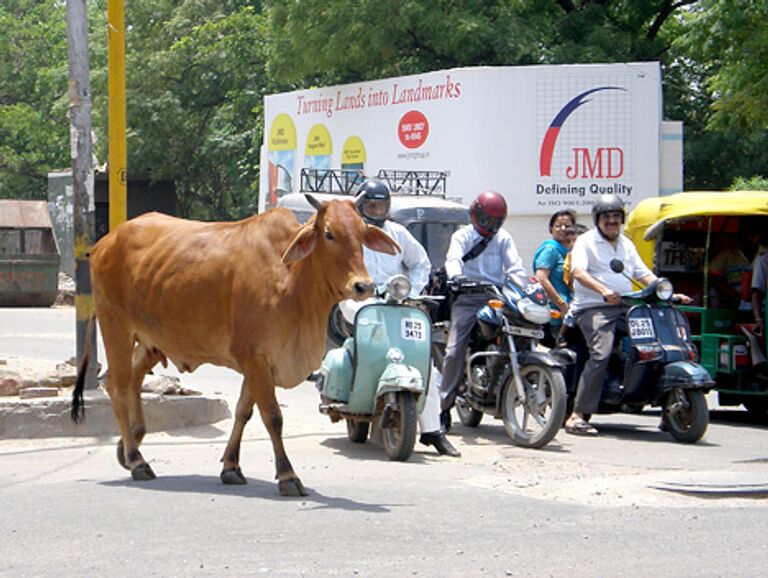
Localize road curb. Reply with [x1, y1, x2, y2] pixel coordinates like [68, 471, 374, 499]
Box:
[0, 390, 231, 439]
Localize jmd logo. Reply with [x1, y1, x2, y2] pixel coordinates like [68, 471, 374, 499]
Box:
[539, 86, 627, 179]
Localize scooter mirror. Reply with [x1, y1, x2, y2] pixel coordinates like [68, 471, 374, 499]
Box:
[610, 259, 625, 274]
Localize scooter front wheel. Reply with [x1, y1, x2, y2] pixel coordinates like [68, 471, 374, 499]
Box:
[663, 388, 708, 443]
[501, 363, 567, 449]
[382, 392, 418, 461]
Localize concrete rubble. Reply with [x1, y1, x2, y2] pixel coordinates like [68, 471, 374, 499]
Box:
[0, 355, 231, 439]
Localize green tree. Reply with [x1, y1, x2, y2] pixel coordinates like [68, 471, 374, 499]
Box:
[673, 0, 768, 188]
[88, 0, 284, 220]
[0, 0, 70, 200]
[266, 0, 696, 82]
[679, 0, 768, 130]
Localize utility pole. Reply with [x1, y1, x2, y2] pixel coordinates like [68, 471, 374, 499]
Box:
[108, 0, 127, 230]
[66, 0, 98, 387]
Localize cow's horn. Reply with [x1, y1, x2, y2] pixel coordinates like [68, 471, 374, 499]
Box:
[304, 193, 323, 212]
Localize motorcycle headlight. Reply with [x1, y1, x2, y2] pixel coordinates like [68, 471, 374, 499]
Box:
[518, 299, 552, 324]
[387, 274, 411, 300]
[655, 278, 674, 301]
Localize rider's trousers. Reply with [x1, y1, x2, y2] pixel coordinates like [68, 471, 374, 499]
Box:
[573, 305, 626, 415]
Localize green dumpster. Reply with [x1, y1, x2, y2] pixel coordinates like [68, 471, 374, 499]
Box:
[0, 200, 61, 307]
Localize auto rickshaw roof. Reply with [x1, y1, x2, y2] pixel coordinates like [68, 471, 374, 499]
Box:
[625, 191, 768, 267]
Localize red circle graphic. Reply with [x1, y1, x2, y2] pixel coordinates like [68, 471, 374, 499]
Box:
[398, 110, 429, 149]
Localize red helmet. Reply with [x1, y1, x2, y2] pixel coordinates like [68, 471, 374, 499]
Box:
[470, 191, 507, 238]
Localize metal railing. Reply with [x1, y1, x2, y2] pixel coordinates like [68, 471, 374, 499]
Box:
[299, 168, 448, 197]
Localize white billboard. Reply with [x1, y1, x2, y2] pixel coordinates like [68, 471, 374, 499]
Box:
[261, 62, 661, 215]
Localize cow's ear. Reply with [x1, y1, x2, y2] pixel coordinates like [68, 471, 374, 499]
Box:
[364, 224, 401, 255]
[282, 224, 318, 263]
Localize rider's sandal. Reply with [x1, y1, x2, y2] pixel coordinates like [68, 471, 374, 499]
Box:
[565, 420, 598, 436]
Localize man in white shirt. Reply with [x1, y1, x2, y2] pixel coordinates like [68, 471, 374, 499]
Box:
[564, 194, 655, 435]
[350, 179, 460, 456]
[439, 191, 528, 428]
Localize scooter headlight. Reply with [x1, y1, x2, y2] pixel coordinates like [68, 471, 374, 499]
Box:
[655, 278, 674, 301]
[387, 347, 405, 363]
[387, 274, 411, 300]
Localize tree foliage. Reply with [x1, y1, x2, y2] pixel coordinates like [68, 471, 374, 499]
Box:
[0, 0, 70, 200]
[89, 0, 280, 219]
[266, 0, 695, 82]
[0, 0, 766, 213]
[679, 0, 768, 130]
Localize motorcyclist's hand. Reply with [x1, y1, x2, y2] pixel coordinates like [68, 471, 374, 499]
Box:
[672, 293, 692, 305]
[451, 275, 469, 287]
[602, 289, 621, 305]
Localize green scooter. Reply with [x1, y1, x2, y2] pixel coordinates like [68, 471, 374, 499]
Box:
[317, 275, 434, 461]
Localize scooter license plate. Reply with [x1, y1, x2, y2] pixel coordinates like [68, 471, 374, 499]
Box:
[401, 318, 427, 341]
[629, 317, 655, 339]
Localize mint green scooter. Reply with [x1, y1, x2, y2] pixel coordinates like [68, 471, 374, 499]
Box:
[318, 275, 433, 461]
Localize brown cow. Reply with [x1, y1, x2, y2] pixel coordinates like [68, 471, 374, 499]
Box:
[71, 196, 399, 496]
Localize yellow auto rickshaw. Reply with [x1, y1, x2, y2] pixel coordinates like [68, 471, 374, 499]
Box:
[625, 191, 768, 418]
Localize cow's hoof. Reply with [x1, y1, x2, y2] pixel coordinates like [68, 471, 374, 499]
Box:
[116, 440, 130, 471]
[131, 463, 156, 481]
[279, 477, 308, 497]
[220, 467, 247, 485]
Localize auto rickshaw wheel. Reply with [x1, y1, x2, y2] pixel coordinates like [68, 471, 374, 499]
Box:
[382, 392, 417, 461]
[346, 419, 369, 443]
[663, 388, 709, 443]
[743, 398, 768, 421]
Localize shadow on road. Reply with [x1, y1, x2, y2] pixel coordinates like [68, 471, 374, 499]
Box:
[709, 409, 768, 429]
[318, 436, 433, 464]
[591, 422, 720, 446]
[446, 422, 570, 453]
[98, 474, 393, 512]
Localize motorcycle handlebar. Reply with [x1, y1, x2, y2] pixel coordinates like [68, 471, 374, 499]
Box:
[446, 279, 501, 296]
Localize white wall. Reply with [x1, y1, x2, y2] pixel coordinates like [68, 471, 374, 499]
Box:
[502, 213, 591, 273]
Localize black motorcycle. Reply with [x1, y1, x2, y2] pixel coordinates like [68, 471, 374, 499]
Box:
[433, 278, 568, 449]
[563, 260, 713, 443]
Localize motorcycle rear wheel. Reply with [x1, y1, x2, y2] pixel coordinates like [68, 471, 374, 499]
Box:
[382, 392, 418, 461]
[456, 397, 483, 427]
[501, 363, 567, 449]
[346, 419, 369, 443]
[663, 388, 708, 443]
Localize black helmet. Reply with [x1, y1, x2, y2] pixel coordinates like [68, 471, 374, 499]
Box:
[592, 194, 625, 225]
[355, 178, 391, 226]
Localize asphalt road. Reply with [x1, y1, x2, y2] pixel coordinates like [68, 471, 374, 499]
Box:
[1, 307, 767, 577]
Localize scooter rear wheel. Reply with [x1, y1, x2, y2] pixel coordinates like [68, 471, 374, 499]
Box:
[382, 392, 418, 461]
[346, 419, 369, 443]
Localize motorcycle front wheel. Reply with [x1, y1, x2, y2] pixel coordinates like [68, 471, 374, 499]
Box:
[662, 388, 708, 443]
[501, 363, 567, 449]
[382, 392, 418, 461]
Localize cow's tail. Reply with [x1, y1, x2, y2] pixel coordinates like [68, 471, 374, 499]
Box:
[70, 314, 96, 424]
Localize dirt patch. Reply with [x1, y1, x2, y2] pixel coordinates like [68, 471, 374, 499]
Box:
[463, 453, 768, 509]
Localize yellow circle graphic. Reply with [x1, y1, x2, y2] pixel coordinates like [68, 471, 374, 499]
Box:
[268, 114, 296, 151]
[342, 136, 366, 165]
[305, 124, 333, 156]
